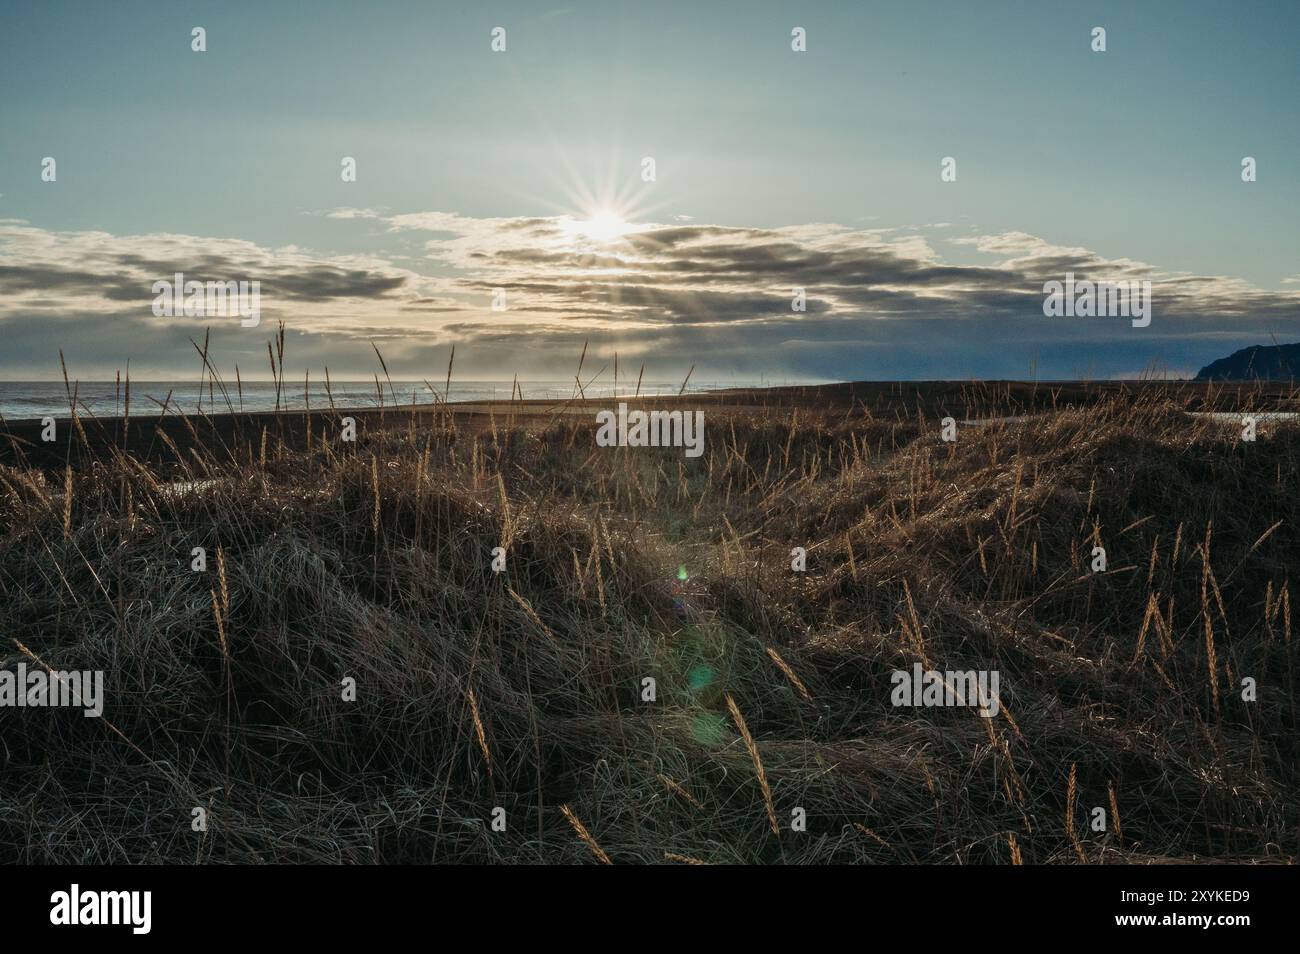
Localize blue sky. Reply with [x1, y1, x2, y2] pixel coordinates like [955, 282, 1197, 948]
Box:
[2, 0, 1299, 381]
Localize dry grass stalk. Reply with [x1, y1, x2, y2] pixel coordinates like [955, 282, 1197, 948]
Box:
[726, 694, 780, 838]
[561, 805, 611, 864]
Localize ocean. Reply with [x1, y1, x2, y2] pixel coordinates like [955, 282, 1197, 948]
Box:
[0, 379, 777, 423]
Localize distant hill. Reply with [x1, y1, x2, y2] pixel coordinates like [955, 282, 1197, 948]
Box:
[1194, 343, 1300, 381]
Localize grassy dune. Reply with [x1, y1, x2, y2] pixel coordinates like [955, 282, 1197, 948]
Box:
[1, 380, 1298, 863]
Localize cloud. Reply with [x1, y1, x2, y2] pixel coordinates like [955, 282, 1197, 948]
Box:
[3, 212, 1300, 380]
[0, 221, 435, 336]
[322, 208, 384, 220]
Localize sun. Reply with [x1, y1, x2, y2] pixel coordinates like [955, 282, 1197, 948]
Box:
[567, 207, 633, 243]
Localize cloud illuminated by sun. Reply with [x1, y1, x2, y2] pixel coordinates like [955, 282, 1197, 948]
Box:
[561, 206, 648, 245]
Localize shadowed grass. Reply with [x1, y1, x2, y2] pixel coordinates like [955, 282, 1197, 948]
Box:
[1, 380, 1297, 863]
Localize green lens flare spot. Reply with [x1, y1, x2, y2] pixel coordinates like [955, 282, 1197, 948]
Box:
[687, 664, 714, 692]
[691, 712, 726, 745]
[677, 565, 688, 581]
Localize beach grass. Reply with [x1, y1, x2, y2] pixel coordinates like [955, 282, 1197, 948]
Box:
[1, 366, 1297, 863]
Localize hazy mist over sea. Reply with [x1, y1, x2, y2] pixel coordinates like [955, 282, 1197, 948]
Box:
[0, 378, 792, 422]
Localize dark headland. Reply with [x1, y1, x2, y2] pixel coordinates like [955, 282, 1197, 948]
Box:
[1195, 342, 1300, 382]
